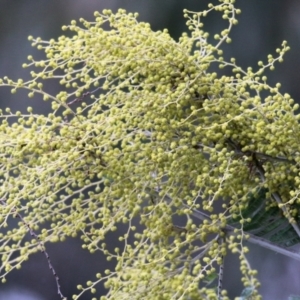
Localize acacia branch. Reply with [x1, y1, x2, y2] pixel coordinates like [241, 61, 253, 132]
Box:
[251, 153, 300, 240]
[186, 205, 300, 262]
[226, 138, 300, 243]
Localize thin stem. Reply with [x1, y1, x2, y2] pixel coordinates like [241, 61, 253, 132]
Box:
[0, 200, 66, 299]
[217, 236, 224, 300]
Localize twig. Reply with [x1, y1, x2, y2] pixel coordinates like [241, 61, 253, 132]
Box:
[169, 240, 213, 276]
[217, 236, 224, 300]
[67, 87, 101, 105]
[0, 200, 66, 299]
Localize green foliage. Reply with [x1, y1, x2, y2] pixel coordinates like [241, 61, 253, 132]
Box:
[0, 0, 299, 299]
[228, 188, 300, 247]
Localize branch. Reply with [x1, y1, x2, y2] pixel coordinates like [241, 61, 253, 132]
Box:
[67, 87, 101, 106]
[225, 138, 294, 164]
[186, 205, 300, 262]
[226, 138, 300, 245]
[251, 154, 300, 240]
[0, 200, 66, 299]
[217, 236, 224, 299]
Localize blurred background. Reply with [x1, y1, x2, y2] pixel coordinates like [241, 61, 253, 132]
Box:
[1, 0, 300, 299]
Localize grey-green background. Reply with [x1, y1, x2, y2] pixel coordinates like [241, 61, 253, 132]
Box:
[0, 1, 300, 299]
